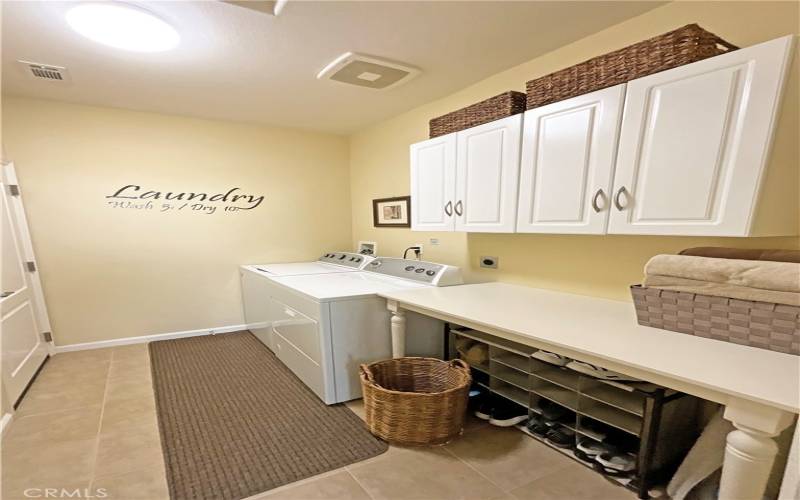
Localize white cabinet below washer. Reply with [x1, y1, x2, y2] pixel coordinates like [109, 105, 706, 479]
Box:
[516, 85, 625, 234]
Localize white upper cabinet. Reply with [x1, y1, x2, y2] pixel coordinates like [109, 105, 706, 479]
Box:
[455, 115, 523, 232]
[410, 36, 794, 236]
[608, 35, 795, 236]
[410, 134, 456, 231]
[516, 85, 625, 234]
[411, 115, 522, 232]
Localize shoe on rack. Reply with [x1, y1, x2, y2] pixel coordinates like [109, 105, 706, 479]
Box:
[539, 400, 569, 422]
[527, 415, 552, 439]
[578, 419, 608, 441]
[565, 360, 642, 382]
[595, 452, 637, 472]
[488, 404, 528, 427]
[576, 439, 615, 457]
[467, 388, 484, 412]
[474, 399, 493, 420]
[532, 350, 570, 366]
[544, 426, 576, 449]
[526, 414, 551, 437]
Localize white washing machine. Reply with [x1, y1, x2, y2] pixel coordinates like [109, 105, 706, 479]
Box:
[265, 257, 463, 404]
[240, 252, 374, 350]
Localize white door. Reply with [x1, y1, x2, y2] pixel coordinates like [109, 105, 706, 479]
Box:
[410, 134, 456, 231]
[516, 85, 625, 234]
[608, 35, 795, 236]
[1, 163, 50, 407]
[455, 114, 522, 232]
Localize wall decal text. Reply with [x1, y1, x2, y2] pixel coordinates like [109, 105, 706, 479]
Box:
[106, 185, 265, 214]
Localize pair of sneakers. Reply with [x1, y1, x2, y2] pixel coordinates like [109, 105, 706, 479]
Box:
[475, 400, 527, 427]
[526, 414, 576, 448]
[575, 439, 636, 474]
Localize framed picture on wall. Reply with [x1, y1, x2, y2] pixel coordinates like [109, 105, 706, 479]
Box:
[372, 196, 411, 228]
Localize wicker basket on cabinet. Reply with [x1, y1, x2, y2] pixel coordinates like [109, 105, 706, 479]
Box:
[526, 24, 738, 109]
[359, 357, 471, 445]
[429, 91, 526, 138]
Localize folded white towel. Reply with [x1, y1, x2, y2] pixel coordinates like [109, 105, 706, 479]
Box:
[645, 255, 800, 294]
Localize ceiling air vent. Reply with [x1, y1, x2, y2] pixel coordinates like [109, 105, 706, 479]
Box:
[18, 60, 71, 83]
[316, 53, 419, 91]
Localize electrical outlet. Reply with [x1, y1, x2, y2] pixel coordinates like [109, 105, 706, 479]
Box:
[429, 238, 440, 246]
[480, 256, 498, 269]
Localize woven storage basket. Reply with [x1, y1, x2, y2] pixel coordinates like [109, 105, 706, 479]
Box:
[526, 24, 738, 110]
[429, 91, 526, 138]
[631, 285, 800, 355]
[359, 357, 471, 445]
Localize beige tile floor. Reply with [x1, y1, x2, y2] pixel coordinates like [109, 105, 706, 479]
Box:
[3, 346, 635, 500]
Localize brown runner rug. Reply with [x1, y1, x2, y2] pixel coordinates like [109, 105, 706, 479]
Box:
[149, 332, 388, 500]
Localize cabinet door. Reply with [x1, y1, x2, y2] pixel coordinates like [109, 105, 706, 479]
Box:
[516, 85, 625, 234]
[455, 114, 522, 232]
[410, 134, 456, 231]
[608, 36, 794, 236]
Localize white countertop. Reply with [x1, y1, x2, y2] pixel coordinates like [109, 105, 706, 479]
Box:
[270, 272, 429, 302]
[379, 282, 800, 413]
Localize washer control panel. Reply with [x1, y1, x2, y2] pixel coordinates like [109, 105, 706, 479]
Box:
[318, 252, 374, 269]
[366, 257, 462, 286]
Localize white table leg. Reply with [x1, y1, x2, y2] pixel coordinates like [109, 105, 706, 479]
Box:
[778, 418, 800, 500]
[387, 300, 406, 358]
[721, 400, 795, 500]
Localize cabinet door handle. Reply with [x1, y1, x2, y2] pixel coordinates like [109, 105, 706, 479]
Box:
[444, 201, 453, 216]
[591, 189, 606, 213]
[454, 200, 463, 216]
[613, 186, 629, 211]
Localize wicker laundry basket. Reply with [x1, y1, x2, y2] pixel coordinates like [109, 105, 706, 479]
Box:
[631, 285, 800, 355]
[526, 24, 738, 109]
[359, 357, 471, 446]
[429, 91, 526, 138]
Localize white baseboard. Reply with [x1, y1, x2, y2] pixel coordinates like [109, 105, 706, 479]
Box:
[0, 412, 13, 436]
[52, 324, 251, 353]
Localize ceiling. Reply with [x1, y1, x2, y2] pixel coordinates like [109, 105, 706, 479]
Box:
[2, 1, 664, 134]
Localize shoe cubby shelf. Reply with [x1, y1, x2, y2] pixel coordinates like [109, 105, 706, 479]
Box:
[448, 326, 700, 500]
[516, 424, 636, 490]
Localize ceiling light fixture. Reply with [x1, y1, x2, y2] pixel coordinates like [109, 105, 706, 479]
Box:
[66, 3, 179, 53]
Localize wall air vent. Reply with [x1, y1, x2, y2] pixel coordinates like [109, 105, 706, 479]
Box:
[18, 60, 71, 83]
[316, 53, 420, 91]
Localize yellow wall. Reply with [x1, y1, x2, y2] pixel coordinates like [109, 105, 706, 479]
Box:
[2, 97, 352, 346]
[349, 0, 800, 300]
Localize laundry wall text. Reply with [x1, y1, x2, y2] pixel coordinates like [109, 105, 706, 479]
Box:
[106, 185, 265, 214]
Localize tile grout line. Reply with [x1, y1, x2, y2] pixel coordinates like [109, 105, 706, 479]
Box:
[87, 348, 115, 491]
[342, 466, 377, 500]
[439, 444, 512, 495]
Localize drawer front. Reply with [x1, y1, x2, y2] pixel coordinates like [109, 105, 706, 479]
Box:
[270, 298, 322, 364]
[273, 330, 325, 401]
[268, 281, 322, 321]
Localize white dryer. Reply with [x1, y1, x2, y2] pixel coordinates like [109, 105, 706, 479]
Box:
[265, 257, 463, 404]
[240, 252, 374, 350]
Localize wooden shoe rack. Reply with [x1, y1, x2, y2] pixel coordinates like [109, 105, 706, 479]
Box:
[448, 325, 699, 499]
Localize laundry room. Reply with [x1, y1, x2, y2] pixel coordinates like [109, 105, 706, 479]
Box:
[1, 1, 799, 500]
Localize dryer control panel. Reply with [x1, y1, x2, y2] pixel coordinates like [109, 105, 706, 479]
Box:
[318, 252, 374, 269]
[365, 257, 463, 286]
